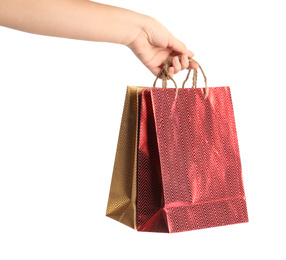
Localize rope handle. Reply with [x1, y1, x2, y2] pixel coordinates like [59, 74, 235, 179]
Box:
[153, 57, 208, 98]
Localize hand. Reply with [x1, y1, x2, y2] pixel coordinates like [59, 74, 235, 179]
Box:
[127, 17, 198, 77]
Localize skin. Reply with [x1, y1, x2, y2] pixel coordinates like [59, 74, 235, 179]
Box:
[0, 0, 198, 77]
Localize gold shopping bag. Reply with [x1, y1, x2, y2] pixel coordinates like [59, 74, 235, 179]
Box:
[106, 86, 147, 229]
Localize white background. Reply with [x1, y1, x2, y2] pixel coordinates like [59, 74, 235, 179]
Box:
[0, 0, 285, 259]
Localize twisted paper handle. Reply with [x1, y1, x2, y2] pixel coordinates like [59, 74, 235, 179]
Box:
[153, 58, 208, 98]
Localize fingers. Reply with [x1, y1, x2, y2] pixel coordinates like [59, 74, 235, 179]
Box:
[168, 34, 198, 72]
[171, 55, 187, 74]
[188, 59, 199, 70]
[168, 54, 198, 77]
[167, 67, 175, 79]
[172, 56, 182, 74]
[180, 55, 190, 70]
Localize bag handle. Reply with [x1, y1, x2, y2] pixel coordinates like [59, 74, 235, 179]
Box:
[153, 57, 208, 98]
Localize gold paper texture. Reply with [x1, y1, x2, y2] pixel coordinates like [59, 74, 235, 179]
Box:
[106, 86, 144, 229]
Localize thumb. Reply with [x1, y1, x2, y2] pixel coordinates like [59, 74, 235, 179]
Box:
[168, 34, 195, 58]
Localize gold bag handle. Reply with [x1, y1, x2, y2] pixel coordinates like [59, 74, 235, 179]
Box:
[153, 58, 208, 98]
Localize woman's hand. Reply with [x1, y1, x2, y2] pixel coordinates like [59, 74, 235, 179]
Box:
[127, 17, 198, 77]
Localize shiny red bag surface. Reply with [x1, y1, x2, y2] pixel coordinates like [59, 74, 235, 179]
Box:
[137, 86, 248, 233]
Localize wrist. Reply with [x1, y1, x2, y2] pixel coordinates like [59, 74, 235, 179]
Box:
[121, 14, 152, 47]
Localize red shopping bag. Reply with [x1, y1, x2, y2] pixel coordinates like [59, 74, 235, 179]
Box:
[136, 60, 248, 233]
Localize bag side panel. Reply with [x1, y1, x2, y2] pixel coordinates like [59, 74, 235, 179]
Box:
[137, 89, 168, 232]
[106, 86, 139, 229]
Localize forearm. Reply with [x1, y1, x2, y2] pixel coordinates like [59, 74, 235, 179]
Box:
[0, 0, 194, 76]
[0, 0, 147, 45]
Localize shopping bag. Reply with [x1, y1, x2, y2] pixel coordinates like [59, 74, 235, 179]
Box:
[136, 59, 248, 233]
[106, 86, 147, 229]
[107, 58, 248, 233]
